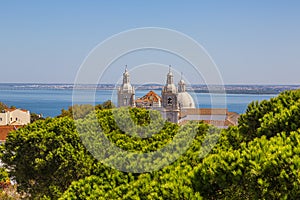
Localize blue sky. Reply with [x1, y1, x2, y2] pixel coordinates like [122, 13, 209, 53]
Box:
[1, 1, 299, 84]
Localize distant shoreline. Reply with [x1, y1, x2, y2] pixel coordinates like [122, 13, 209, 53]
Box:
[0, 83, 298, 95]
[192, 90, 282, 95]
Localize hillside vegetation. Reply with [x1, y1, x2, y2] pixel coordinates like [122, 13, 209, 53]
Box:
[1, 90, 300, 199]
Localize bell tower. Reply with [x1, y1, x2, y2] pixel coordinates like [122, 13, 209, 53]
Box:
[118, 66, 136, 107]
[161, 66, 179, 123]
[178, 72, 186, 93]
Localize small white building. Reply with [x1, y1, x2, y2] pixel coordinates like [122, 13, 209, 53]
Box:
[0, 108, 30, 126]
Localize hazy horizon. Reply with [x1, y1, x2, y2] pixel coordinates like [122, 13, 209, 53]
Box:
[1, 82, 300, 86]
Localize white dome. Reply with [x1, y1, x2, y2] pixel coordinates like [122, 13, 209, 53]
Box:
[178, 92, 195, 108]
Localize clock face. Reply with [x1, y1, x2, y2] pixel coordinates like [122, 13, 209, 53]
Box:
[167, 96, 173, 105]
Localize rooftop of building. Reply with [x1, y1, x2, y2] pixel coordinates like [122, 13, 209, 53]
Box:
[136, 90, 162, 103]
[3, 108, 28, 113]
[0, 125, 22, 142]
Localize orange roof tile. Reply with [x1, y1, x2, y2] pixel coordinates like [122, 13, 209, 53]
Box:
[4, 108, 28, 113]
[0, 125, 22, 141]
[180, 108, 228, 117]
[226, 111, 240, 125]
[178, 108, 240, 127]
[136, 90, 162, 103]
[4, 108, 16, 112]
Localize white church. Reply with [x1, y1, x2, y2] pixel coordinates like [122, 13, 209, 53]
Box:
[117, 66, 239, 128]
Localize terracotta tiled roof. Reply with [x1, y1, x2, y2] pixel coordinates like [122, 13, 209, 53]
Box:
[3, 108, 16, 112]
[136, 90, 161, 103]
[180, 108, 228, 117]
[4, 108, 28, 112]
[0, 125, 22, 141]
[226, 111, 240, 126]
[178, 108, 240, 127]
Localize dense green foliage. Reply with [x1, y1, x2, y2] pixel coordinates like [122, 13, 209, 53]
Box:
[193, 130, 300, 199]
[0, 102, 8, 111]
[59, 104, 94, 119]
[30, 112, 44, 123]
[60, 114, 208, 199]
[238, 89, 300, 141]
[1, 90, 300, 199]
[194, 90, 300, 199]
[0, 167, 9, 183]
[0, 117, 96, 199]
[58, 100, 115, 119]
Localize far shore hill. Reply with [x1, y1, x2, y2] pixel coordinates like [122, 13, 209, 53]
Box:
[5, 83, 300, 95]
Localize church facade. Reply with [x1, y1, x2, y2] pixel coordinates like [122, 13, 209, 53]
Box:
[117, 67, 239, 128]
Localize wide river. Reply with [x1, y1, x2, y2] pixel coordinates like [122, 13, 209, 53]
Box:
[0, 84, 276, 117]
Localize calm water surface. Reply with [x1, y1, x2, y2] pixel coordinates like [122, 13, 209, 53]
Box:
[0, 85, 276, 117]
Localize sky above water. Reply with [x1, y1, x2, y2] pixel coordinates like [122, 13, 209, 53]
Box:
[1, 1, 300, 84]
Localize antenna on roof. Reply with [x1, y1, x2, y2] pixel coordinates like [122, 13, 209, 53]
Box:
[181, 72, 183, 80]
[169, 65, 171, 73]
[125, 65, 128, 72]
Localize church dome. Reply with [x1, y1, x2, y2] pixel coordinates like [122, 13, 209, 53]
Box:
[177, 72, 194, 108]
[178, 92, 195, 108]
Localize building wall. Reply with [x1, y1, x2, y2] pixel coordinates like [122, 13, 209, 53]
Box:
[161, 92, 179, 123]
[0, 109, 30, 125]
[0, 113, 8, 125]
[118, 90, 135, 107]
[9, 109, 30, 125]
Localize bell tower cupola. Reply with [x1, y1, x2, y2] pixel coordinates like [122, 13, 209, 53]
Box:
[161, 65, 179, 123]
[118, 65, 136, 107]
